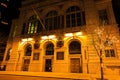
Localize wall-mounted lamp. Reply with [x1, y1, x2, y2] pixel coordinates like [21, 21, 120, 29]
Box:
[21, 38, 33, 42]
[65, 32, 82, 37]
[41, 36, 48, 40]
[65, 33, 73, 37]
[74, 32, 82, 36]
[48, 35, 56, 39]
[41, 35, 56, 40]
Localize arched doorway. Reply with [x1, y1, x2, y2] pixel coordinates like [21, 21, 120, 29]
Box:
[44, 43, 54, 72]
[22, 44, 32, 71]
[69, 40, 82, 73]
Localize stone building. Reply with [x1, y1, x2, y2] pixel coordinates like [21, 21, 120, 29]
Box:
[1, 0, 120, 80]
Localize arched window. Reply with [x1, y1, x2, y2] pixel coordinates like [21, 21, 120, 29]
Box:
[25, 44, 32, 56]
[66, 6, 86, 28]
[45, 11, 60, 30]
[27, 15, 40, 34]
[69, 41, 81, 54]
[5, 48, 12, 61]
[45, 43, 54, 55]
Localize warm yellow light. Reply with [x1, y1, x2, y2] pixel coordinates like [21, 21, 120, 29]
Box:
[48, 35, 56, 39]
[74, 32, 82, 36]
[1, 21, 8, 25]
[41, 36, 48, 40]
[27, 38, 33, 41]
[22, 39, 27, 42]
[65, 33, 73, 37]
[22, 38, 33, 42]
[1, 3, 7, 8]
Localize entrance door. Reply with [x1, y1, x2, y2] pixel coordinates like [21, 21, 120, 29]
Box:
[70, 58, 81, 73]
[45, 59, 52, 72]
[22, 59, 30, 71]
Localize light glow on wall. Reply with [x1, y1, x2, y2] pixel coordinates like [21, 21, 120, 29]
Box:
[65, 33, 73, 37]
[21, 38, 33, 42]
[74, 32, 82, 36]
[41, 35, 56, 40]
[65, 32, 83, 37]
[48, 35, 56, 39]
[64, 32, 83, 40]
[41, 36, 48, 40]
[27, 38, 33, 41]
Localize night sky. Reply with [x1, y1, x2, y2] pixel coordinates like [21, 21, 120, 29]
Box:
[0, 0, 120, 35]
[0, 0, 21, 35]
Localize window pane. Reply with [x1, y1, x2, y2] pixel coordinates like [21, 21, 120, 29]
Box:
[105, 49, 115, 57]
[5, 48, 11, 61]
[46, 43, 54, 55]
[105, 50, 109, 57]
[82, 11, 86, 25]
[99, 9, 109, 25]
[61, 16, 64, 28]
[69, 41, 81, 54]
[110, 49, 115, 57]
[71, 14, 76, 27]
[27, 15, 40, 34]
[66, 6, 85, 28]
[66, 15, 70, 28]
[45, 10, 59, 31]
[25, 45, 32, 56]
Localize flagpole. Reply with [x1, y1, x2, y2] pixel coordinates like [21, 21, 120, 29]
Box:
[31, 6, 46, 30]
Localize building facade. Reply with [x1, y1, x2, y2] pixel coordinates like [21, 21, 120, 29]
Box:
[1, 0, 120, 80]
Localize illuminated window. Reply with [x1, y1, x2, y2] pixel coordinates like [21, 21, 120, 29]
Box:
[66, 6, 86, 28]
[28, 15, 39, 34]
[69, 41, 81, 54]
[99, 9, 109, 25]
[25, 44, 32, 56]
[45, 43, 54, 55]
[23, 15, 41, 34]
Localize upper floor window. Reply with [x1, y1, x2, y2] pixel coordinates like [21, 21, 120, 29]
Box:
[45, 11, 61, 30]
[69, 41, 81, 54]
[22, 16, 43, 35]
[66, 6, 86, 28]
[25, 44, 32, 56]
[105, 49, 115, 57]
[27, 15, 40, 34]
[45, 43, 54, 55]
[98, 9, 109, 25]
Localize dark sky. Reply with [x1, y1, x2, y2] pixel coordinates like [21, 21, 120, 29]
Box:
[0, 0, 120, 35]
[112, 0, 120, 27]
[0, 0, 21, 35]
